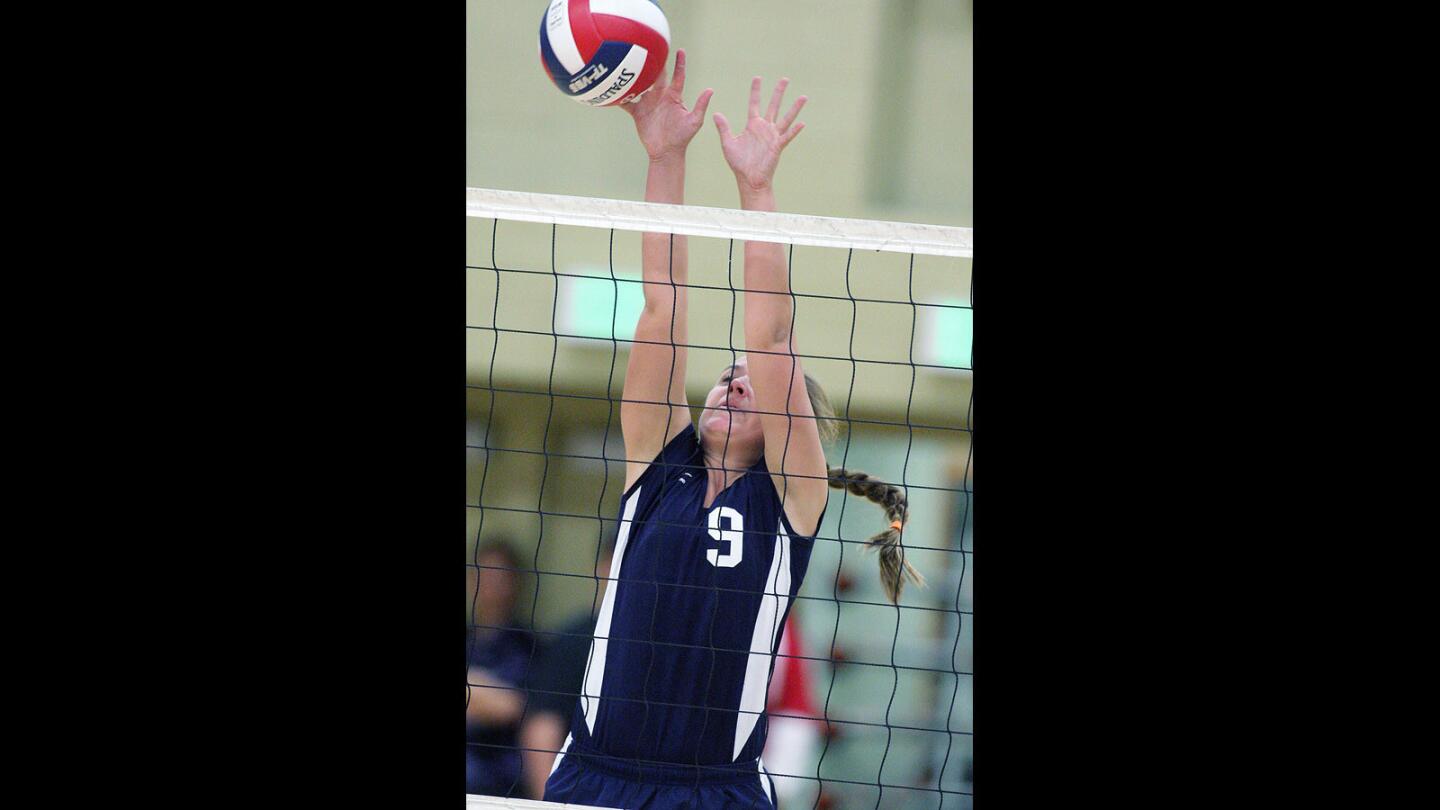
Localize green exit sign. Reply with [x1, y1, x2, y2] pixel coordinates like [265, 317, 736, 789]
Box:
[921, 299, 972, 370]
[559, 267, 645, 342]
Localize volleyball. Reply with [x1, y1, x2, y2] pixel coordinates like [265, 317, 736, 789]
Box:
[538, 0, 671, 107]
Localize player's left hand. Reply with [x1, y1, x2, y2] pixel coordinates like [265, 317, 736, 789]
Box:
[714, 76, 807, 193]
[622, 48, 714, 163]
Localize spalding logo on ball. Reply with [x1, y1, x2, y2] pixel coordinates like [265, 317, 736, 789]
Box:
[539, 0, 671, 107]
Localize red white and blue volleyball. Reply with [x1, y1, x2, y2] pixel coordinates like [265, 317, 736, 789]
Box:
[539, 0, 672, 107]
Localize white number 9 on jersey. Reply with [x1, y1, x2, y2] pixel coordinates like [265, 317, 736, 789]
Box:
[706, 507, 744, 568]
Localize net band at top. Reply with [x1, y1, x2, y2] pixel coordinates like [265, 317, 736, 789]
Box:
[466, 795, 621, 810]
[467, 187, 973, 258]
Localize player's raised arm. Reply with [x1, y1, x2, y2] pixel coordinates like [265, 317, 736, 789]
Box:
[616, 50, 714, 490]
[714, 77, 828, 537]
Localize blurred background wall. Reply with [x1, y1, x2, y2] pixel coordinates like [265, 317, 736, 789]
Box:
[468, 2, 972, 807]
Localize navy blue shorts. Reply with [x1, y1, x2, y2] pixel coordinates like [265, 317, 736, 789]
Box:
[544, 737, 778, 810]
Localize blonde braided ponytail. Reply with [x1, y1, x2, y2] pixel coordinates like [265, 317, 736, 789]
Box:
[826, 468, 925, 603]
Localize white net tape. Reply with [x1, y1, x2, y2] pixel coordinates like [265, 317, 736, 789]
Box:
[466, 795, 621, 810]
[467, 187, 973, 258]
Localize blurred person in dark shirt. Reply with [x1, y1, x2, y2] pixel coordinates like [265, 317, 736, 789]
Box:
[518, 541, 613, 799]
[466, 538, 536, 797]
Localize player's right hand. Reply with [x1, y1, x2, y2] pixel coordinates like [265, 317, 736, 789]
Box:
[622, 48, 714, 163]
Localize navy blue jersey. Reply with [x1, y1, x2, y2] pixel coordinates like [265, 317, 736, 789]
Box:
[565, 424, 821, 767]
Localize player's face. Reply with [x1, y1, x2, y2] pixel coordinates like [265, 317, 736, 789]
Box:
[699, 357, 764, 451]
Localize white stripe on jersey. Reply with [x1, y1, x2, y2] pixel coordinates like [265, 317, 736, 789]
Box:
[550, 732, 573, 776]
[733, 521, 792, 760]
[582, 486, 641, 734]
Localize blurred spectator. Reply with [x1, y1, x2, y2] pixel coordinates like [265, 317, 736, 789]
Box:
[466, 538, 536, 797]
[518, 541, 614, 799]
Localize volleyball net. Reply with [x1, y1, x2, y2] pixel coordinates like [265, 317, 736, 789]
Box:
[466, 187, 972, 809]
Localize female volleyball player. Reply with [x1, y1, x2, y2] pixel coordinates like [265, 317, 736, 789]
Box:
[544, 51, 921, 809]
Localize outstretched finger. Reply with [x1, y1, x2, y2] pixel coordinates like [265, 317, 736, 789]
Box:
[714, 112, 733, 140]
[780, 121, 806, 148]
[748, 76, 762, 119]
[691, 88, 714, 123]
[778, 94, 807, 133]
[671, 49, 687, 95]
[766, 78, 790, 122]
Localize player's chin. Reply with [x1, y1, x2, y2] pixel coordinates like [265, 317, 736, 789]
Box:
[701, 411, 740, 437]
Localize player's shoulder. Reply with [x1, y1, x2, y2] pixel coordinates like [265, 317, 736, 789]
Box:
[663, 423, 700, 458]
[739, 458, 782, 501]
[723, 465, 785, 532]
[627, 424, 701, 497]
[739, 462, 826, 544]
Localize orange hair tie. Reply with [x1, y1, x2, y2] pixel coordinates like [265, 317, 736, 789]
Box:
[890, 520, 904, 531]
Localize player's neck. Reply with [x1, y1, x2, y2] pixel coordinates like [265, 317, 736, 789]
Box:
[700, 443, 759, 494]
